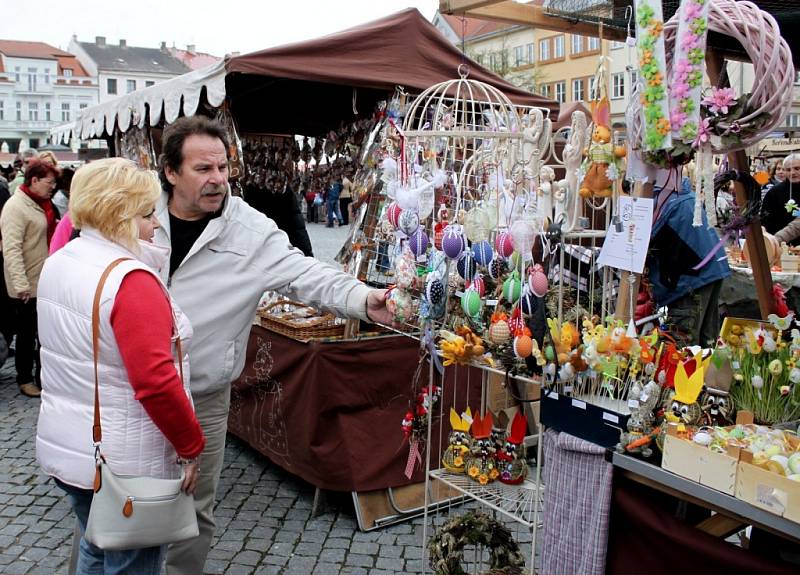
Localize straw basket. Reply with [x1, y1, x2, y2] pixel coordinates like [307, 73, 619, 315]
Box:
[257, 300, 345, 341]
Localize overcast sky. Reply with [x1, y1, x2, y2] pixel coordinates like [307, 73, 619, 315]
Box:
[0, 0, 439, 56]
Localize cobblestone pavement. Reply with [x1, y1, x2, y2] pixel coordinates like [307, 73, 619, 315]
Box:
[0, 221, 538, 574]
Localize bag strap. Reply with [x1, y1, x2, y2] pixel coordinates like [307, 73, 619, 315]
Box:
[91, 257, 184, 446]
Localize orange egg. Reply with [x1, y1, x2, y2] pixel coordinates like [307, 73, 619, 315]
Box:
[514, 335, 533, 358]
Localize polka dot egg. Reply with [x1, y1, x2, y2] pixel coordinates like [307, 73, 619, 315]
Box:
[488, 258, 506, 280]
[426, 277, 445, 305]
[468, 275, 486, 297]
[457, 253, 477, 281]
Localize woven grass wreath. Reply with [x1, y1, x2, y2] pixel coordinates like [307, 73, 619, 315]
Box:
[428, 511, 527, 575]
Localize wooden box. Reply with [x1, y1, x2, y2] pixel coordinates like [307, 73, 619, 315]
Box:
[661, 432, 741, 495]
[735, 434, 800, 524]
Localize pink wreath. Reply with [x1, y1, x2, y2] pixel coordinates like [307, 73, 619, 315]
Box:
[632, 0, 794, 153]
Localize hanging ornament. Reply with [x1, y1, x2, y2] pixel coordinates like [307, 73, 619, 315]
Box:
[509, 219, 536, 261]
[471, 240, 494, 266]
[426, 277, 445, 306]
[398, 210, 420, 236]
[442, 224, 466, 259]
[502, 271, 522, 303]
[387, 289, 413, 324]
[480, 199, 499, 229]
[529, 264, 548, 297]
[434, 204, 450, 250]
[457, 252, 478, 281]
[463, 207, 491, 242]
[461, 288, 483, 318]
[513, 334, 533, 358]
[495, 231, 514, 259]
[395, 248, 417, 289]
[387, 203, 403, 229]
[488, 258, 506, 280]
[468, 275, 486, 297]
[488, 318, 511, 345]
[395, 183, 421, 211]
[508, 307, 525, 335]
[409, 229, 429, 258]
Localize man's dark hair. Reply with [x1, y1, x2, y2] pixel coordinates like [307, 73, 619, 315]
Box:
[158, 115, 230, 193]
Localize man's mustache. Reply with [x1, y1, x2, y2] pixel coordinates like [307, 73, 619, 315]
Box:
[200, 184, 226, 196]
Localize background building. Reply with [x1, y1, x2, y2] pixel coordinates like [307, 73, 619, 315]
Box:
[0, 40, 96, 154]
[68, 36, 190, 103]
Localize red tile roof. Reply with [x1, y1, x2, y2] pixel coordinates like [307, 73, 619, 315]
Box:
[0, 39, 72, 59]
[169, 47, 221, 71]
[55, 55, 90, 77]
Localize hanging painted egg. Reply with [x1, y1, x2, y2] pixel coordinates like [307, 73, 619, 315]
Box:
[488, 257, 506, 280]
[471, 240, 494, 266]
[513, 334, 533, 358]
[507, 307, 525, 334]
[510, 219, 536, 260]
[386, 203, 403, 228]
[529, 264, 548, 297]
[426, 277, 445, 306]
[488, 320, 511, 345]
[463, 207, 491, 242]
[398, 210, 420, 236]
[442, 224, 466, 259]
[457, 253, 477, 281]
[388, 289, 414, 323]
[409, 229, 429, 258]
[395, 250, 417, 289]
[495, 231, 514, 259]
[502, 272, 522, 303]
[434, 220, 447, 250]
[461, 288, 483, 317]
[468, 275, 486, 297]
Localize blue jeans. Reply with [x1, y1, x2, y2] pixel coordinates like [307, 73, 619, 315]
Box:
[327, 196, 343, 225]
[55, 478, 165, 575]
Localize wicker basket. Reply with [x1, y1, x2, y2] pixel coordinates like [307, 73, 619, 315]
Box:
[257, 299, 345, 341]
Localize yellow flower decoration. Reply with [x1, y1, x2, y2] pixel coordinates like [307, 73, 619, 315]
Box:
[656, 118, 671, 135]
[641, 50, 653, 65]
[489, 468, 499, 480]
[648, 72, 663, 87]
[454, 456, 464, 467]
[649, 20, 664, 36]
[478, 474, 489, 485]
[468, 466, 479, 478]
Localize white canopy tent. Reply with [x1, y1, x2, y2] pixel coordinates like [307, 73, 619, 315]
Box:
[51, 59, 226, 144]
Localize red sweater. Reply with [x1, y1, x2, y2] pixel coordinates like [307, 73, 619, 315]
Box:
[110, 270, 205, 459]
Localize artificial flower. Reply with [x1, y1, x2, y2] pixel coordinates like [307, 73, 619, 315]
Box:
[680, 123, 698, 142]
[688, 48, 704, 64]
[645, 129, 666, 149]
[671, 82, 690, 101]
[703, 87, 736, 115]
[453, 456, 463, 467]
[751, 375, 764, 389]
[650, 20, 664, 36]
[690, 18, 707, 35]
[684, 1, 703, 19]
[489, 468, 499, 480]
[478, 473, 489, 485]
[468, 466, 479, 478]
[682, 30, 700, 51]
[769, 359, 783, 376]
[648, 71, 663, 87]
[780, 385, 791, 396]
[785, 199, 799, 214]
[656, 118, 671, 135]
[682, 98, 696, 114]
[687, 70, 703, 88]
[790, 368, 800, 384]
[693, 117, 712, 148]
[644, 104, 663, 124]
[637, 4, 654, 26]
[640, 50, 653, 66]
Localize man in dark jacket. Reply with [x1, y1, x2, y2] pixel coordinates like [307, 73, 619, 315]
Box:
[760, 154, 800, 243]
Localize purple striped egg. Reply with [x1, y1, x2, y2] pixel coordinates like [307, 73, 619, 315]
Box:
[442, 225, 466, 259]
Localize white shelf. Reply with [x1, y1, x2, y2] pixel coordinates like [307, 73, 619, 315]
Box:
[430, 468, 543, 527]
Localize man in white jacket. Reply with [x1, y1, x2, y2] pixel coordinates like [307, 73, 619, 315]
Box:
[154, 116, 392, 574]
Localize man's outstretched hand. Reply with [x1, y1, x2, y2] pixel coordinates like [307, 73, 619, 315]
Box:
[365, 289, 394, 325]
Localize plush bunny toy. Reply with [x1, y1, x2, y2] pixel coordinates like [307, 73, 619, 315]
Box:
[579, 97, 626, 198]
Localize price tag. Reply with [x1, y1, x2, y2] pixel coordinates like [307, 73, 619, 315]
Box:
[564, 385, 573, 394]
[602, 412, 619, 424]
[628, 399, 640, 409]
[547, 390, 559, 400]
[732, 361, 740, 370]
[571, 399, 587, 410]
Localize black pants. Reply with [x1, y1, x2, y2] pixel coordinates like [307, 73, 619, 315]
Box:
[13, 298, 39, 386]
[0, 254, 16, 350]
[339, 197, 352, 225]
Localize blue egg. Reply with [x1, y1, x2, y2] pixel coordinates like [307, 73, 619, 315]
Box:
[471, 240, 494, 266]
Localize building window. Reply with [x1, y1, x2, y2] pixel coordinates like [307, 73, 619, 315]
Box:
[28, 102, 38, 121]
[27, 68, 37, 92]
[16, 101, 21, 121]
[0, 101, 4, 121]
[14, 67, 20, 82]
[526, 43, 534, 64]
[489, 53, 497, 71]
[539, 39, 550, 61]
[107, 78, 117, 95]
[126, 79, 136, 93]
[554, 36, 564, 58]
[64, 68, 73, 77]
[474, 54, 484, 66]
[44, 69, 50, 84]
[45, 102, 51, 121]
[555, 81, 566, 103]
[61, 102, 71, 122]
[540, 84, 551, 98]
[571, 35, 583, 55]
[588, 36, 601, 51]
[79, 102, 88, 110]
[514, 45, 525, 67]
[787, 113, 800, 128]
[572, 78, 584, 102]
[612, 73, 625, 99]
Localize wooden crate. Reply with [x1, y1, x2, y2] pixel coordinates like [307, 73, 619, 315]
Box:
[736, 458, 800, 523]
[662, 432, 741, 495]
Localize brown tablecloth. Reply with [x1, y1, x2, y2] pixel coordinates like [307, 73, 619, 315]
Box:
[228, 325, 482, 492]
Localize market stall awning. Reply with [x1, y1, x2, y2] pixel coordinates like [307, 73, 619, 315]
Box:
[226, 8, 557, 114]
[57, 59, 226, 140]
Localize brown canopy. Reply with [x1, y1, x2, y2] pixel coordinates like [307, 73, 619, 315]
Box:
[225, 8, 558, 135]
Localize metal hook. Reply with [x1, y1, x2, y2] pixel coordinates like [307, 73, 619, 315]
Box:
[625, 5, 634, 38]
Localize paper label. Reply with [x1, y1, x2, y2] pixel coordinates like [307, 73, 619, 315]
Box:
[756, 484, 787, 514]
[547, 390, 558, 400]
[597, 196, 653, 273]
[603, 412, 619, 424]
[571, 399, 587, 410]
[564, 385, 573, 393]
[628, 399, 641, 409]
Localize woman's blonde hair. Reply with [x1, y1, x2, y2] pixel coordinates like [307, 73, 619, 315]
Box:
[38, 151, 58, 166]
[69, 158, 161, 250]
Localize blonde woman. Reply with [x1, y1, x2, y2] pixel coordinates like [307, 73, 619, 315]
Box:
[36, 158, 205, 574]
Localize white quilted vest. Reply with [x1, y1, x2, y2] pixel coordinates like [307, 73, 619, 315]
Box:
[36, 229, 193, 489]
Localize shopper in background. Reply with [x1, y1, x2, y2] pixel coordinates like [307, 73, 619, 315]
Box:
[0, 160, 60, 397]
[339, 166, 354, 226]
[761, 154, 800, 243]
[36, 158, 204, 574]
[325, 169, 344, 227]
[153, 115, 392, 574]
[9, 149, 39, 193]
